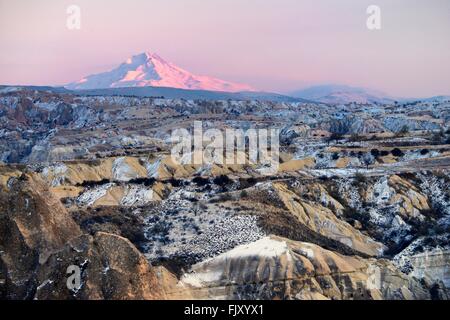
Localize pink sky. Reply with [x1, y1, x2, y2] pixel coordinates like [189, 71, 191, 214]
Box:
[0, 0, 449, 97]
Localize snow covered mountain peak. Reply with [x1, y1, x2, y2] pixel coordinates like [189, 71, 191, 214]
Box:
[124, 52, 165, 65]
[66, 52, 255, 92]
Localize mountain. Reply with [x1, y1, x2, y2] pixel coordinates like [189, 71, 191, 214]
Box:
[413, 95, 450, 103]
[0, 85, 71, 94]
[290, 84, 395, 104]
[0, 84, 310, 103]
[66, 52, 255, 92]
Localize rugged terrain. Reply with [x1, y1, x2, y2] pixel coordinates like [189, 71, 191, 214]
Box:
[0, 87, 449, 300]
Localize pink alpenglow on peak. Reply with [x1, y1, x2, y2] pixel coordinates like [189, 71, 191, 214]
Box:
[66, 52, 256, 92]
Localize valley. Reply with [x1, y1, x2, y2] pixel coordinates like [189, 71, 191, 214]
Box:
[0, 87, 449, 300]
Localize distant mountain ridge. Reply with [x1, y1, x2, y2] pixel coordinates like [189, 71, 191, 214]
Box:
[0, 85, 307, 102]
[66, 52, 255, 93]
[290, 84, 396, 104]
[404, 95, 450, 103]
[71, 86, 309, 102]
[2, 84, 447, 105]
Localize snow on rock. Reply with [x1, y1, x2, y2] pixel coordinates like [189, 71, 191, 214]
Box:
[418, 172, 450, 224]
[41, 163, 68, 187]
[337, 178, 362, 209]
[309, 168, 384, 178]
[144, 158, 161, 178]
[213, 236, 289, 260]
[142, 185, 266, 263]
[383, 116, 441, 132]
[181, 237, 290, 288]
[401, 150, 441, 162]
[181, 215, 266, 262]
[394, 235, 450, 288]
[77, 183, 114, 206]
[0, 86, 22, 94]
[35, 101, 59, 111]
[370, 177, 394, 204]
[338, 176, 412, 245]
[112, 157, 139, 181]
[120, 185, 154, 206]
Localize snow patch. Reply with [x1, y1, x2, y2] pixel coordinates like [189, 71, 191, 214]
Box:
[120, 185, 154, 206]
[77, 183, 114, 206]
[212, 237, 289, 261]
[112, 157, 139, 181]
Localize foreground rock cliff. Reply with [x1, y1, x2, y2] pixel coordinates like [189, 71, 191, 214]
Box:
[0, 173, 170, 299]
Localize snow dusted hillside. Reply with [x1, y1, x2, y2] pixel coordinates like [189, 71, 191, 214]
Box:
[66, 52, 255, 93]
[290, 84, 395, 104]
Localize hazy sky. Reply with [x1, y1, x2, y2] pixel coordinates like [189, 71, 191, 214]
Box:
[0, 0, 449, 97]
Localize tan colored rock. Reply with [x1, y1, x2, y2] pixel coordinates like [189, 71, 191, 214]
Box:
[272, 183, 385, 256]
[388, 175, 430, 218]
[279, 157, 315, 172]
[180, 236, 431, 300]
[0, 174, 81, 299]
[0, 174, 172, 300]
[35, 232, 167, 300]
[0, 166, 22, 189]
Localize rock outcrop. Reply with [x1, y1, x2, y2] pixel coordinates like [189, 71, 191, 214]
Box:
[35, 232, 165, 300]
[181, 236, 439, 300]
[0, 172, 168, 300]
